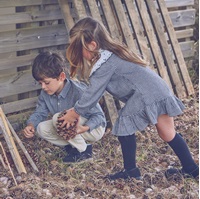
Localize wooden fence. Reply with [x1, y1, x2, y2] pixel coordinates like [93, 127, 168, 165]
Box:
[0, 0, 197, 128]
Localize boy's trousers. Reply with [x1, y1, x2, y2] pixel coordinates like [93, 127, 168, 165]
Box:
[36, 113, 105, 152]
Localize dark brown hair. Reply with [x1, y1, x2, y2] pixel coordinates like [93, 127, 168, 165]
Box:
[32, 51, 69, 81]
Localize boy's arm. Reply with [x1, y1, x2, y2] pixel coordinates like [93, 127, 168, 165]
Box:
[27, 93, 49, 129]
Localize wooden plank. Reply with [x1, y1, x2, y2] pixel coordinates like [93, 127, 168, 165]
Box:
[145, 0, 185, 97]
[112, 0, 137, 51]
[0, 54, 36, 71]
[135, 0, 172, 89]
[102, 92, 118, 127]
[179, 40, 195, 58]
[0, 25, 68, 54]
[0, 7, 18, 103]
[0, 7, 15, 17]
[0, 35, 67, 54]
[162, 29, 193, 44]
[124, 0, 150, 61]
[154, 0, 194, 8]
[73, 0, 87, 20]
[165, 0, 194, 7]
[1, 97, 38, 114]
[0, 9, 63, 25]
[157, 0, 194, 95]
[168, 9, 196, 28]
[0, 71, 40, 98]
[0, 24, 68, 42]
[176, 29, 193, 40]
[0, 0, 58, 7]
[87, 0, 102, 22]
[58, 0, 75, 30]
[99, 0, 122, 40]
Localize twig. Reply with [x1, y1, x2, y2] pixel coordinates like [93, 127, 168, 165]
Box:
[0, 153, 7, 169]
[6, 117, 39, 172]
[0, 142, 18, 186]
[0, 107, 26, 174]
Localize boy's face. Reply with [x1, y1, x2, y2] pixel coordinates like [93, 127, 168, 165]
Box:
[38, 72, 66, 95]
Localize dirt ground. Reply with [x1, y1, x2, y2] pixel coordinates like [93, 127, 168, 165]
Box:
[0, 84, 199, 199]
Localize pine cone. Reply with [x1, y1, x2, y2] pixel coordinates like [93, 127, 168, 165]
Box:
[56, 110, 78, 140]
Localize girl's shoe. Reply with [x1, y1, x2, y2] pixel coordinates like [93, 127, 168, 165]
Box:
[107, 167, 142, 180]
[165, 166, 199, 179]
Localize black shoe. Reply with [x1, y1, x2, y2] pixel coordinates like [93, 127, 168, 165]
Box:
[64, 144, 73, 153]
[165, 166, 199, 179]
[63, 144, 92, 163]
[107, 168, 142, 180]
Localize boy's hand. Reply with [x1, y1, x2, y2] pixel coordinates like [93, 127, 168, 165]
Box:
[58, 108, 80, 128]
[23, 124, 35, 138]
[77, 125, 90, 134]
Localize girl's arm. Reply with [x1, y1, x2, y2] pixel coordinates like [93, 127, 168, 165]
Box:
[59, 108, 80, 128]
[60, 63, 116, 127]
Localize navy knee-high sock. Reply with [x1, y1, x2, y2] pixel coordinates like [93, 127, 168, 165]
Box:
[118, 134, 137, 171]
[167, 133, 198, 173]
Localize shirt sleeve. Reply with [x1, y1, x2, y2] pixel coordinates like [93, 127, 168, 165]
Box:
[74, 63, 116, 116]
[84, 103, 106, 132]
[27, 93, 49, 128]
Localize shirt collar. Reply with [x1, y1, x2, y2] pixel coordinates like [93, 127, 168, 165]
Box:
[89, 49, 112, 76]
[56, 78, 71, 99]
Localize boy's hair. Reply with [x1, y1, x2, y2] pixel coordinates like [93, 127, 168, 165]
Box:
[66, 17, 147, 80]
[32, 51, 69, 81]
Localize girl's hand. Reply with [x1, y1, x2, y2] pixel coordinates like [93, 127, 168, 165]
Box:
[23, 124, 35, 138]
[58, 108, 80, 128]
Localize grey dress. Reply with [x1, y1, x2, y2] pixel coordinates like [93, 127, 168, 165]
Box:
[74, 50, 185, 136]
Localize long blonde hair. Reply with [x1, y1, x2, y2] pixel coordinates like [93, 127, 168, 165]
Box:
[66, 17, 147, 80]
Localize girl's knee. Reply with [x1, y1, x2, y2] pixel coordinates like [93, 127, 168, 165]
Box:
[156, 114, 176, 142]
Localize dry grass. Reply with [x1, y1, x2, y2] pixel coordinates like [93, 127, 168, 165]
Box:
[0, 85, 199, 199]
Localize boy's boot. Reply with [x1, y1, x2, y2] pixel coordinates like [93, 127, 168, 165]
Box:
[63, 144, 92, 163]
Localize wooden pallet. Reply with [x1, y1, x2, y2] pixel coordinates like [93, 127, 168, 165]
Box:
[0, 0, 195, 128]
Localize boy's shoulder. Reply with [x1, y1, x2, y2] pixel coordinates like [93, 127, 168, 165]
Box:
[69, 79, 88, 90]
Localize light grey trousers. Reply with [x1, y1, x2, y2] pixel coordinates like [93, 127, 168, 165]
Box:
[36, 113, 105, 152]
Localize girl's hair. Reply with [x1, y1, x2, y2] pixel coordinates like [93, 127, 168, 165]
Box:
[32, 51, 69, 81]
[66, 16, 147, 80]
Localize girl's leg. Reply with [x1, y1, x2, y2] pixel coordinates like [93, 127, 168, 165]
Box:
[107, 134, 141, 180]
[118, 134, 137, 170]
[156, 114, 198, 177]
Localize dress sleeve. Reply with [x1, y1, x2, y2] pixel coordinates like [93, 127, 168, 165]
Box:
[74, 63, 116, 116]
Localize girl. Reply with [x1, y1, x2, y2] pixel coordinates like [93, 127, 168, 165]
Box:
[59, 17, 198, 180]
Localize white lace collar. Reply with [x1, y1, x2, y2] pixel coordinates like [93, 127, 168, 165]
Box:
[89, 49, 112, 76]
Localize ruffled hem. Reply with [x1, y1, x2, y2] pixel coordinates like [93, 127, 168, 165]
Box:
[112, 96, 185, 136]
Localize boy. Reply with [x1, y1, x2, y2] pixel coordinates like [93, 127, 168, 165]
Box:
[23, 51, 106, 163]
